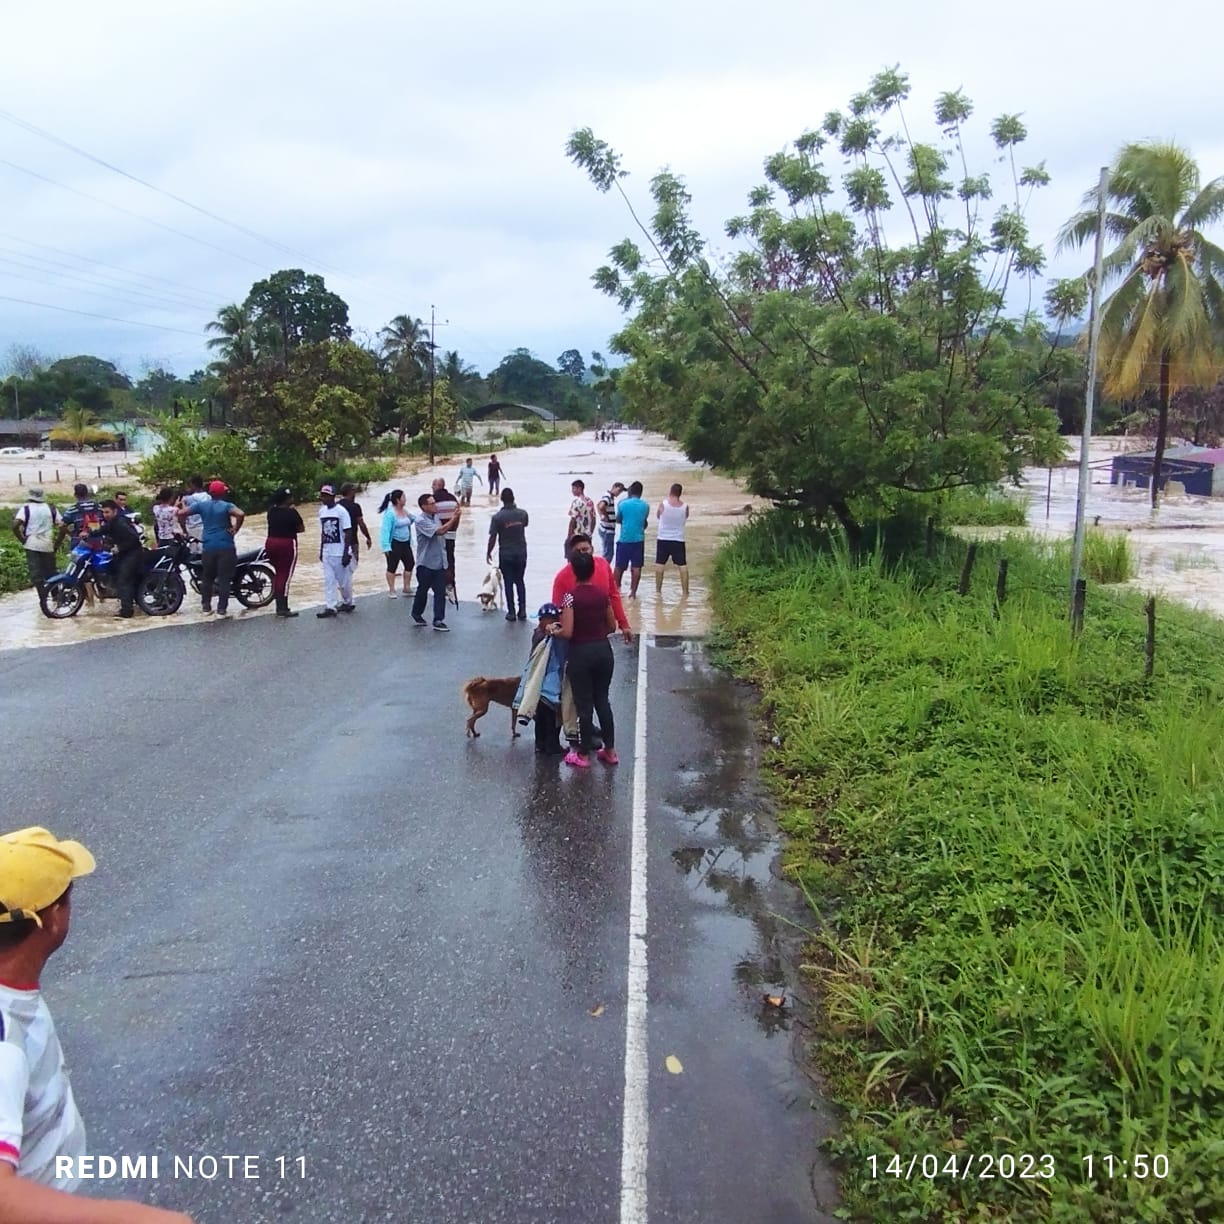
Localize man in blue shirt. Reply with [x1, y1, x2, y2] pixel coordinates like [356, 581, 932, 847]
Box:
[614, 480, 650, 599]
[176, 480, 244, 618]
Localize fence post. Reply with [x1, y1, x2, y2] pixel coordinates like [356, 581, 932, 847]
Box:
[17, 472, 21, 486]
[1071, 579, 1087, 637]
[55, 469, 60, 483]
[957, 543, 978, 596]
[994, 559, 1009, 617]
[37, 470, 42, 483]
[925, 516, 935, 558]
[1144, 597, 1156, 679]
[96, 466, 101, 478]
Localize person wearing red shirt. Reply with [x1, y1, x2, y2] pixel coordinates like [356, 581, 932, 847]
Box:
[551, 533, 632, 642]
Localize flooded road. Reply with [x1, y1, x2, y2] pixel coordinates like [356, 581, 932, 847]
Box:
[0, 430, 758, 651]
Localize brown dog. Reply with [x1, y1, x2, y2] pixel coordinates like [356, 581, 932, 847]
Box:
[463, 675, 521, 738]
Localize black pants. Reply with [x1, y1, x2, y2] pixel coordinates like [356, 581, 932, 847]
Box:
[412, 566, 448, 623]
[200, 547, 236, 612]
[114, 548, 143, 615]
[500, 553, 527, 617]
[534, 703, 562, 753]
[566, 639, 615, 753]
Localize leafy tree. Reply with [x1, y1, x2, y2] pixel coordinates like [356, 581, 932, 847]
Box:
[1059, 143, 1224, 505]
[48, 400, 115, 451]
[47, 355, 130, 391]
[1, 344, 52, 379]
[488, 348, 563, 405]
[243, 269, 350, 364]
[557, 348, 586, 383]
[206, 303, 256, 369]
[378, 315, 433, 451]
[439, 350, 485, 411]
[568, 70, 1068, 537]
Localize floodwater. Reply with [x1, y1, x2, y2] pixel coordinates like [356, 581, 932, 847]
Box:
[0, 431, 760, 651]
[1004, 437, 1224, 618]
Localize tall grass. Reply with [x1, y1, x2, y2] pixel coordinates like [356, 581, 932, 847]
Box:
[712, 512, 1224, 1221]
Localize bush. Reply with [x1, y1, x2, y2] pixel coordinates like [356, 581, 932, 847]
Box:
[133, 421, 391, 506]
[712, 511, 1224, 1221]
[0, 535, 30, 596]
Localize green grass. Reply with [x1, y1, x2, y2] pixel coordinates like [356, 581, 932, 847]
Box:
[711, 513, 1224, 1222]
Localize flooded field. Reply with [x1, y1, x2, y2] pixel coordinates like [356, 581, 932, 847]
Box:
[0, 431, 762, 651]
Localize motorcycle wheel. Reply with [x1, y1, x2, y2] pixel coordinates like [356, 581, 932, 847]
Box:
[234, 564, 276, 609]
[39, 580, 85, 619]
[137, 570, 185, 616]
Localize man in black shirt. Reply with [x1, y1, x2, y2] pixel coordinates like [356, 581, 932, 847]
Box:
[86, 499, 143, 617]
[487, 487, 529, 621]
[338, 482, 373, 568]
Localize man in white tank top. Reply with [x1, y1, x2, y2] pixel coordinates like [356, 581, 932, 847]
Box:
[655, 483, 690, 596]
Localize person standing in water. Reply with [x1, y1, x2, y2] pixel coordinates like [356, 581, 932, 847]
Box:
[654, 483, 690, 596]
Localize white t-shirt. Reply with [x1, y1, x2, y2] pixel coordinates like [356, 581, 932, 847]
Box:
[318, 503, 352, 558]
[0, 985, 86, 1189]
[657, 500, 688, 542]
[13, 503, 58, 553]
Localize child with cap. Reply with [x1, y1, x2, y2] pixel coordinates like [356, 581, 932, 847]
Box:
[0, 827, 193, 1222]
[526, 604, 566, 755]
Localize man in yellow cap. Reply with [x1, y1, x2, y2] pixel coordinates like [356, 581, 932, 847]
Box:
[0, 827, 192, 1223]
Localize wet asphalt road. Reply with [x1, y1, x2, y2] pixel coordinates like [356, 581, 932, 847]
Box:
[0, 600, 836, 1223]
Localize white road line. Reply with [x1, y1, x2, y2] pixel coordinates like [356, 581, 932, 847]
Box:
[620, 633, 650, 1223]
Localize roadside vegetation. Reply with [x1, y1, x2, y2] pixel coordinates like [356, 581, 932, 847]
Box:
[711, 511, 1224, 1221]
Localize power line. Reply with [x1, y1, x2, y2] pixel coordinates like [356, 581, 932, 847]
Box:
[0, 248, 215, 316]
[0, 156, 271, 271]
[0, 231, 221, 306]
[0, 108, 350, 277]
[0, 294, 204, 337]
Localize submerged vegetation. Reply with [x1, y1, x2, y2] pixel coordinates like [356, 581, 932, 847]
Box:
[712, 512, 1224, 1221]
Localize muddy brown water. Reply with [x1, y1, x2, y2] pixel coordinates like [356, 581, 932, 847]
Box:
[0, 431, 762, 651]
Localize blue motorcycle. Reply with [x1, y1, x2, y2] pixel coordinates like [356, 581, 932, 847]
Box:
[39, 543, 171, 620]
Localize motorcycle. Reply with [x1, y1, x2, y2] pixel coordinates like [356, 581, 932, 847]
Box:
[40, 544, 173, 620]
[139, 539, 276, 616]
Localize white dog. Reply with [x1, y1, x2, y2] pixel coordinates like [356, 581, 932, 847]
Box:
[476, 566, 502, 611]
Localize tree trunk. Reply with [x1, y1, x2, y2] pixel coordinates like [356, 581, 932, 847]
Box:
[830, 498, 862, 545]
[1151, 351, 1170, 508]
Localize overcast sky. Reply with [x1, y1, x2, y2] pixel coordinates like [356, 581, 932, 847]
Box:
[2, 0, 1220, 381]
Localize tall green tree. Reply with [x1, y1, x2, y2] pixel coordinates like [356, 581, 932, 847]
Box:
[379, 315, 433, 452]
[1059, 143, 1224, 505]
[244, 269, 350, 365]
[206, 303, 256, 369]
[557, 348, 586, 383]
[568, 69, 1066, 537]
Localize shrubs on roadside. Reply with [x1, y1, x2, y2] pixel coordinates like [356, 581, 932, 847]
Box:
[712, 511, 1224, 1222]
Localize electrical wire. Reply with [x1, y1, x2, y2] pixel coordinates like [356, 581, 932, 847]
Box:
[0, 107, 350, 277]
[0, 294, 204, 337]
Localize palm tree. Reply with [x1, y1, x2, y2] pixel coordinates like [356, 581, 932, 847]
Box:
[205, 303, 255, 369]
[1059, 143, 1224, 506]
[380, 315, 434, 452]
[49, 400, 112, 452]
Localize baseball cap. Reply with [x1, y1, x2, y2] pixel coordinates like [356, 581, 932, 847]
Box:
[27, 487, 45, 502]
[207, 480, 229, 497]
[534, 603, 561, 619]
[0, 827, 95, 925]
[319, 484, 334, 496]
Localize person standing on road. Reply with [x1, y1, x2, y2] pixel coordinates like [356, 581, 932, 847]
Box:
[614, 480, 650, 599]
[655, 482, 691, 596]
[179, 475, 208, 556]
[565, 479, 597, 558]
[11, 489, 59, 599]
[0, 826, 195, 1223]
[338, 484, 373, 577]
[378, 489, 415, 598]
[412, 492, 461, 631]
[487, 487, 529, 622]
[551, 533, 632, 643]
[596, 481, 625, 564]
[316, 485, 355, 619]
[265, 488, 305, 619]
[455, 458, 483, 507]
[85, 500, 143, 619]
[151, 488, 181, 549]
[487, 455, 503, 498]
[176, 481, 243, 619]
[431, 479, 459, 597]
[555, 549, 619, 769]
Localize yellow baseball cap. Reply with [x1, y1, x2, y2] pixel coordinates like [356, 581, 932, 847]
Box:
[0, 828, 96, 925]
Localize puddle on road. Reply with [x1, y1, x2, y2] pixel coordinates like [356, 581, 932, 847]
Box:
[0, 431, 761, 652]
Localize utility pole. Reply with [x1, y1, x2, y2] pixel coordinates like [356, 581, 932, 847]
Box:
[426, 304, 449, 465]
[1070, 165, 1110, 625]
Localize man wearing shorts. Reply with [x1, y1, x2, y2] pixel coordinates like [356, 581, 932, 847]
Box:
[614, 481, 649, 599]
[655, 482, 690, 596]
